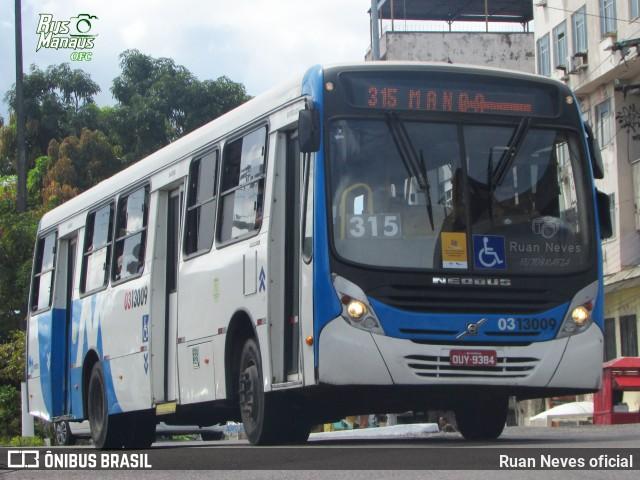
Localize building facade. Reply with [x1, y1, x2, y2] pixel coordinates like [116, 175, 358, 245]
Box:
[534, 0, 640, 415]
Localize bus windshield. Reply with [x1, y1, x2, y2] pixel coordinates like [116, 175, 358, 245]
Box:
[328, 118, 591, 274]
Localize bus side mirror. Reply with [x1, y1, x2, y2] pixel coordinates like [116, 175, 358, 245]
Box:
[585, 123, 604, 179]
[596, 189, 613, 239]
[299, 108, 320, 153]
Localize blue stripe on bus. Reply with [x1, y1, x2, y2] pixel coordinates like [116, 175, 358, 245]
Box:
[303, 65, 342, 367]
[61, 295, 122, 418]
[573, 91, 604, 333]
[37, 308, 66, 418]
[369, 298, 571, 342]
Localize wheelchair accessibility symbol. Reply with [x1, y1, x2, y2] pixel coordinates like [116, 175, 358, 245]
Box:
[473, 235, 506, 270]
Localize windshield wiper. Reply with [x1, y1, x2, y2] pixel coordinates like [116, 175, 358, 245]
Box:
[385, 113, 434, 230]
[491, 117, 531, 189]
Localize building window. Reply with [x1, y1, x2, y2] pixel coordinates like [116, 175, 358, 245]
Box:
[604, 317, 617, 360]
[185, 150, 218, 256]
[600, 0, 617, 36]
[81, 203, 114, 293]
[632, 0, 640, 19]
[608, 192, 617, 238]
[595, 99, 612, 147]
[31, 231, 57, 311]
[113, 186, 149, 282]
[553, 21, 568, 69]
[218, 127, 267, 243]
[620, 315, 638, 356]
[572, 6, 588, 54]
[537, 34, 551, 76]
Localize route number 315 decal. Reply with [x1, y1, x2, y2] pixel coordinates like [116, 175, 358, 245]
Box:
[347, 214, 401, 239]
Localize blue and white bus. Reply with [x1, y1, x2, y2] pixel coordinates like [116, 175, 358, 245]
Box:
[26, 63, 612, 447]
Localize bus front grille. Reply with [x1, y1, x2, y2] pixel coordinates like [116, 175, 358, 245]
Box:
[404, 354, 539, 379]
[369, 284, 558, 314]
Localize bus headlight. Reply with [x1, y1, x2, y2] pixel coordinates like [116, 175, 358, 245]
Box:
[346, 300, 367, 319]
[556, 281, 598, 339]
[571, 305, 591, 326]
[333, 275, 384, 335]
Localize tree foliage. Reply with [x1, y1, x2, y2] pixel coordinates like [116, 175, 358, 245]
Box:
[4, 64, 101, 161]
[0, 330, 25, 386]
[0, 180, 38, 336]
[110, 49, 250, 164]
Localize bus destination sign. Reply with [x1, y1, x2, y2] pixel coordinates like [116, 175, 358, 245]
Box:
[365, 86, 534, 115]
[340, 71, 558, 117]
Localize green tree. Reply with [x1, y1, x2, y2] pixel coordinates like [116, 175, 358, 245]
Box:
[0, 384, 20, 439]
[0, 180, 38, 336]
[110, 49, 250, 164]
[0, 330, 25, 386]
[4, 63, 100, 161]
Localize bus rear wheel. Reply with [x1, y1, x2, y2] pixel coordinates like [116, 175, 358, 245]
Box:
[87, 362, 124, 449]
[238, 338, 310, 445]
[455, 395, 508, 441]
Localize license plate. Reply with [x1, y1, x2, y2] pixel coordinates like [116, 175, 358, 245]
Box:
[449, 349, 497, 367]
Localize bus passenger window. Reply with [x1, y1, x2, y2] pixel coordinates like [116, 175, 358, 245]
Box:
[81, 203, 114, 293]
[113, 186, 149, 282]
[31, 231, 57, 311]
[218, 127, 267, 243]
[185, 151, 218, 255]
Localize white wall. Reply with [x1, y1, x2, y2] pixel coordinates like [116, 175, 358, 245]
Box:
[375, 32, 535, 72]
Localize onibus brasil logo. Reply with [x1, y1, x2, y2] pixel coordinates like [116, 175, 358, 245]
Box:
[36, 13, 98, 61]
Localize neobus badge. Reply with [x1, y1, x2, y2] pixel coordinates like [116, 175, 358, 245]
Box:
[432, 276, 511, 287]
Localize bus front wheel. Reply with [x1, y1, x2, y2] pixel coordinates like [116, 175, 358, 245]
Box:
[455, 395, 508, 441]
[238, 338, 310, 445]
[87, 362, 124, 449]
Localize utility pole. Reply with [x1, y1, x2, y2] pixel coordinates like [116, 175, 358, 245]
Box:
[15, 0, 27, 212]
[371, 0, 380, 60]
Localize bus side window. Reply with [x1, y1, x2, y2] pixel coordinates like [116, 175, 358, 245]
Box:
[31, 231, 57, 312]
[113, 186, 149, 282]
[218, 127, 267, 243]
[185, 150, 218, 256]
[81, 203, 114, 294]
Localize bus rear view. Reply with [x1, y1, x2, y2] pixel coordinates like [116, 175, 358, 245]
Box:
[310, 65, 611, 440]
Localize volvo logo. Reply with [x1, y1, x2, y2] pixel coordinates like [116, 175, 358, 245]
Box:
[432, 276, 511, 287]
[456, 318, 488, 339]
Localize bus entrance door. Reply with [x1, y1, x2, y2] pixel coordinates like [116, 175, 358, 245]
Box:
[284, 131, 301, 379]
[164, 188, 182, 401]
[64, 237, 77, 416]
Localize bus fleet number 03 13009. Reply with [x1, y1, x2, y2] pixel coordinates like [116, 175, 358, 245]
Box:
[497, 317, 557, 331]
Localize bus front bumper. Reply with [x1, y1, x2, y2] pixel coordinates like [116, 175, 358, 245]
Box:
[318, 317, 603, 390]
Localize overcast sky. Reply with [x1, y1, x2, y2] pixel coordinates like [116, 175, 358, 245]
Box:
[0, 0, 372, 120]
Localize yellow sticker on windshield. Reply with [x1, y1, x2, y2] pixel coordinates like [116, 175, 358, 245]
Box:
[441, 232, 468, 269]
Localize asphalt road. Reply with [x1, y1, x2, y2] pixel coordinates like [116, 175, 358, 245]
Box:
[3, 425, 639, 480]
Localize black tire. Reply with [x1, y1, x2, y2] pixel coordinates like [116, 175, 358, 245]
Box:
[87, 362, 123, 449]
[455, 395, 508, 441]
[238, 338, 310, 445]
[53, 421, 75, 446]
[122, 411, 156, 449]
